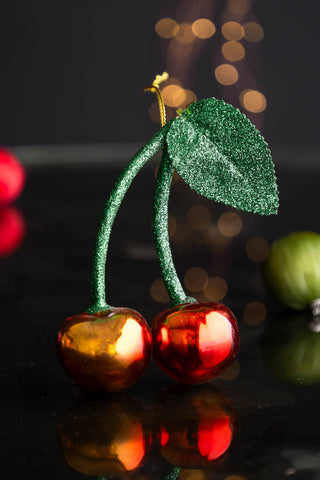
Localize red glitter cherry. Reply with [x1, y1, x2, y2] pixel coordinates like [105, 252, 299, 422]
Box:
[0, 148, 25, 207]
[57, 307, 152, 392]
[0, 207, 25, 257]
[151, 302, 239, 384]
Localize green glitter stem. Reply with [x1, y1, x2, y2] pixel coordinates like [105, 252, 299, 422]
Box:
[153, 148, 195, 307]
[164, 465, 181, 480]
[87, 124, 170, 314]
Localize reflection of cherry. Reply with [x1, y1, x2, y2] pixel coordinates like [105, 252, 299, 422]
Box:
[152, 302, 239, 384]
[156, 384, 235, 468]
[58, 396, 151, 476]
[0, 207, 25, 257]
[56, 308, 152, 392]
[0, 148, 25, 206]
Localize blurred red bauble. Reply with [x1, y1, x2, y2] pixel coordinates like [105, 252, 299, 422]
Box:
[56, 307, 152, 392]
[0, 148, 25, 207]
[152, 302, 239, 384]
[0, 207, 25, 257]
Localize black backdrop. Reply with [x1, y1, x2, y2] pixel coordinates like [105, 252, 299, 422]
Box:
[1, 0, 319, 146]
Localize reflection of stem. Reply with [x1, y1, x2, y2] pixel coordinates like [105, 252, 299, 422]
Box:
[164, 465, 181, 480]
[153, 148, 195, 306]
[87, 124, 170, 314]
[310, 299, 320, 332]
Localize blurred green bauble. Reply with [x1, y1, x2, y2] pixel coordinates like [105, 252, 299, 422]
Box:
[263, 231, 320, 310]
[261, 311, 320, 385]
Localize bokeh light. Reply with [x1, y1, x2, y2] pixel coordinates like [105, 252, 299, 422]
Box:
[219, 359, 240, 381]
[184, 89, 197, 105]
[184, 267, 209, 292]
[243, 22, 264, 42]
[192, 19, 216, 39]
[222, 41, 245, 62]
[239, 89, 250, 106]
[171, 217, 189, 243]
[162, 84, 187, 107]
[180, 470, 209, 480]
[225, 476, 247, 480]
[241, 90, 267, 113]
[246, 237, 269, 262]
[227, 0, 250, 15]
[150, 278, 170, 303]
[155, 18, 179, 38]
[243, 301, 267, 325]
[204, 277, 228, 302]
[162, 76, 183, 87]
[149, 102, 162, 124]
[187, 205, 211, 230]
[171, 170, 181, 185]
[215, 64, 238, 85]
[218, 212, 242, 237]
[175, 23, 195, 44]
[206, 224, 231, 249]
[285, 468, 297, 476]
[168, 214, 177, 238]
[221, 21, 244, 41]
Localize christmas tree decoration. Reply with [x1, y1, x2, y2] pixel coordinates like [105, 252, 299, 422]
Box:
[56, 308, 152, 392]
[0, 207, 25, 257]
[57, 72, 278, 391]
[58, 396, 151, 476]
[261, 310, 320, 385]
[0, 148, 25, 207]
[152, 303, 239, 384]
[263, 231, 320, 310]
[156, 384, 235, 468]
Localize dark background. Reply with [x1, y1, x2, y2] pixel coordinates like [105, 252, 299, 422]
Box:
[1, 0, 319, 146]
[1, 2, 320, 479]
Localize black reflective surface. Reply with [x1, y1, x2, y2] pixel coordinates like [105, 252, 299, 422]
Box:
[1, 152, 320, 479]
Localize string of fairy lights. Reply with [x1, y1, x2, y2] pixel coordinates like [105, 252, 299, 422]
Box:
[149, 0, 269, 356]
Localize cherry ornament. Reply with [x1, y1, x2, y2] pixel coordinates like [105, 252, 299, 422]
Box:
[57, 72, 278, 391]
[152, 302, 239, 384]
[57, 308, 152, 392]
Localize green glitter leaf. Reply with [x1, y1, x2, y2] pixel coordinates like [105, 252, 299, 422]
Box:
[166, 98, 279, 215]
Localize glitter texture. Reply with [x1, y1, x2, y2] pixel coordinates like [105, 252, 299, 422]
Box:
[165, 466, 181, 480]
[167, 98, 279, 215]
[153, 148, 195, 306]
[87, 123, 170, 314]
[87, 97, 279, 314]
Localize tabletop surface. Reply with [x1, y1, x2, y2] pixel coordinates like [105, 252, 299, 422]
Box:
[1, 147, 320, 480]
